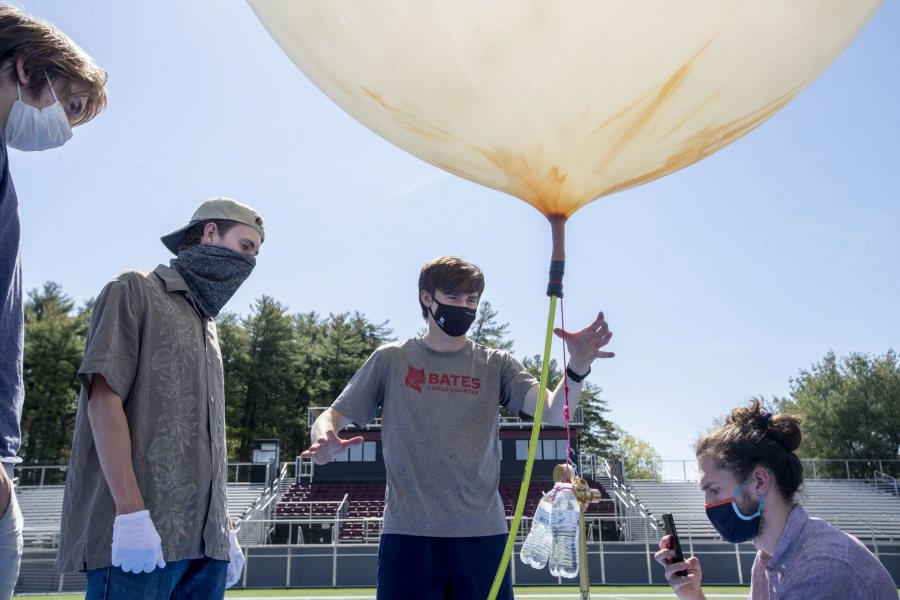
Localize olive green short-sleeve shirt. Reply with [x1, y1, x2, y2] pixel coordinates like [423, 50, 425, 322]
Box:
[57, 265, 230, 572]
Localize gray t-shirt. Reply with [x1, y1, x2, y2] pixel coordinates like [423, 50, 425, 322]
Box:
[332, 338, 538, 537]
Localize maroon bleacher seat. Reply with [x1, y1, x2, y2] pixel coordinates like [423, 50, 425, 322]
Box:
[276, 478, 612, 529]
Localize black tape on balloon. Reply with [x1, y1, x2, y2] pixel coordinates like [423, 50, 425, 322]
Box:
[546, 260, 565, 298]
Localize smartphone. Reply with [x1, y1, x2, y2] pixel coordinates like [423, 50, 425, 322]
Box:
[662, 513, 688, 577]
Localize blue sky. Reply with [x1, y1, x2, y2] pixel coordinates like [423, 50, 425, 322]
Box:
[13, 2, 899, 474]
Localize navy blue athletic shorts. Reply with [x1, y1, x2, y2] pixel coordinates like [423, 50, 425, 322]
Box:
[376, 533, 514, 600]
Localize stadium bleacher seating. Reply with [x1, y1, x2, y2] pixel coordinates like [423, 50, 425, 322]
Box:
[15, 486, 64, 548]
[276, 481, 385, 542]
[226, 482, 268, 522]
[498, 479, 615, 516]
[801, 480, 900, 542]
[627, 478, 900, 543]
[274, 478, 614, 543]
[14, 483, 267, 548]
[26, 471, 895, 549]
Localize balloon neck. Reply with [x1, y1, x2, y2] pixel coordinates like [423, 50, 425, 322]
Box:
[546, 215, 566, 298]
[547, 260, 564, 298]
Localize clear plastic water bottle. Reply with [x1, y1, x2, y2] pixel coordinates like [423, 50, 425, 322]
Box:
[549, 483, 580, 578]
[520, 492, 553, 568]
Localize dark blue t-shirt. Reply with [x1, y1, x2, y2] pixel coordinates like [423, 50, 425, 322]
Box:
[0, 131, 23, 466]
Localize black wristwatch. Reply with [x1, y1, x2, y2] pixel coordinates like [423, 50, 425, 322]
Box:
[565, 365, 590, 383]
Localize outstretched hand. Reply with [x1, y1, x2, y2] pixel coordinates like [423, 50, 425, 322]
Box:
[553, 311, 614, 375]
[300, 429, 365, 465]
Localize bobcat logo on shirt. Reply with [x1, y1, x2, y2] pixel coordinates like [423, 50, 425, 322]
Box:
[405, 365, 426, 392]
[404, 365, 481, 395]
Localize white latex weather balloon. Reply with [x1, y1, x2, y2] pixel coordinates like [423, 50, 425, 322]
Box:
[249, 1, 882, 220]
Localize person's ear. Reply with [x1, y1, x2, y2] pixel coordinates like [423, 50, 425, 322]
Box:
[14, 56, 30, 86]
[420, 289, 433, 310]
[202, 222, 219, 243]
[750, 466, 771, 498]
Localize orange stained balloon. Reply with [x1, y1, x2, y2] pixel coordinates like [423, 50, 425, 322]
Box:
[250, 1, 883, 219]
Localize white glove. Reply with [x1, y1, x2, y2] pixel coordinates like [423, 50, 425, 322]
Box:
[226, 530, 245, 588]
[111, 510, 166, 574]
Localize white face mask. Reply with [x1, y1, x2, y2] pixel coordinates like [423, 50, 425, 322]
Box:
[4, 74, 73, 152]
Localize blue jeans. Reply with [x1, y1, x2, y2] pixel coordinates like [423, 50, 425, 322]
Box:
[85, 556, 227, 600]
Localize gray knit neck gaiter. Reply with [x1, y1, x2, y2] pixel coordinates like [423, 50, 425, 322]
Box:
[170, 245, 255, 318]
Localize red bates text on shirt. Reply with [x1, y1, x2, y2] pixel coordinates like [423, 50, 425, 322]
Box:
[405, 365, 481, 394]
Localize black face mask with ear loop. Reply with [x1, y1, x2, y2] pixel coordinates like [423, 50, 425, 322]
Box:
[430, 298, 477, 337]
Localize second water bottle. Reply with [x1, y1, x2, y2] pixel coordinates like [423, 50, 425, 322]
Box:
[548, 483, 580, 578]
[519, 492, 553, 568]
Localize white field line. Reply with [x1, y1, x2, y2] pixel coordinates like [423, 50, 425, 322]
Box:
[224, 594, 748, 600]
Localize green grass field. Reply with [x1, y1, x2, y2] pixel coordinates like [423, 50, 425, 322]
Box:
[15, 586, 900, 599]
[16, 585, 753, 599]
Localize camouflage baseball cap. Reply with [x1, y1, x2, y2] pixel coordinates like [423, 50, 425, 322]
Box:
[160, 197, 265, 255]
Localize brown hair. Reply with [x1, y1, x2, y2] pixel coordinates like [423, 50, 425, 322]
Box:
[0, 5, 108, 126]
[418, 256, 485, 319]
[696, 399, 804, 501]
[178, 220, 240, 251]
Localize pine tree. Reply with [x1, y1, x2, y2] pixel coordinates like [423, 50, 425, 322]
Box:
[318, 312, 394, 403]
[469, 301, 513, 350]
[218, 312, 252, 458]
[230, 296, 300, 459]
[21, 283, 89, 473]
[218, 303, 395, 460]
[521, 355, 618, 458]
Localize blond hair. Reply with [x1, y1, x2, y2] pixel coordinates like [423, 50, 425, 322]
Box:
[0, 5, 107, 125]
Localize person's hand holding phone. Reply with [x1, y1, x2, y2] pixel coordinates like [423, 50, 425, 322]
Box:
[662, 513, 687, 576]
[654, 514, 705, 600]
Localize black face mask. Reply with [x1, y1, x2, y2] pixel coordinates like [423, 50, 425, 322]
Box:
[171, 245, 255, 318]
[430, 298, 477, 337]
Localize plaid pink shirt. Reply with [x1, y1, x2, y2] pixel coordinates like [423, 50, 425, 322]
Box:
[750, 504, 896, 599]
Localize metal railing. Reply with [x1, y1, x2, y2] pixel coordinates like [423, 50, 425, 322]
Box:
[19, 538, 900, 593]
[584, 455, 659, 543]
[296, 456, 314, 483]
[874, 470, 899, 496]
[241, 513, 643, 546]
[236, 462, 294, 546]
[801, 459, 900, 480]
[655, 458, 900, 482]
[13, 464, 68, 487]
[226, 462, 265, 484]
[14, 461, 271, 488]
[307, 404, 585, 431]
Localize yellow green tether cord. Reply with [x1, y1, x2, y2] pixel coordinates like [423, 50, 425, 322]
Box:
[487, 295, 557, 600]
